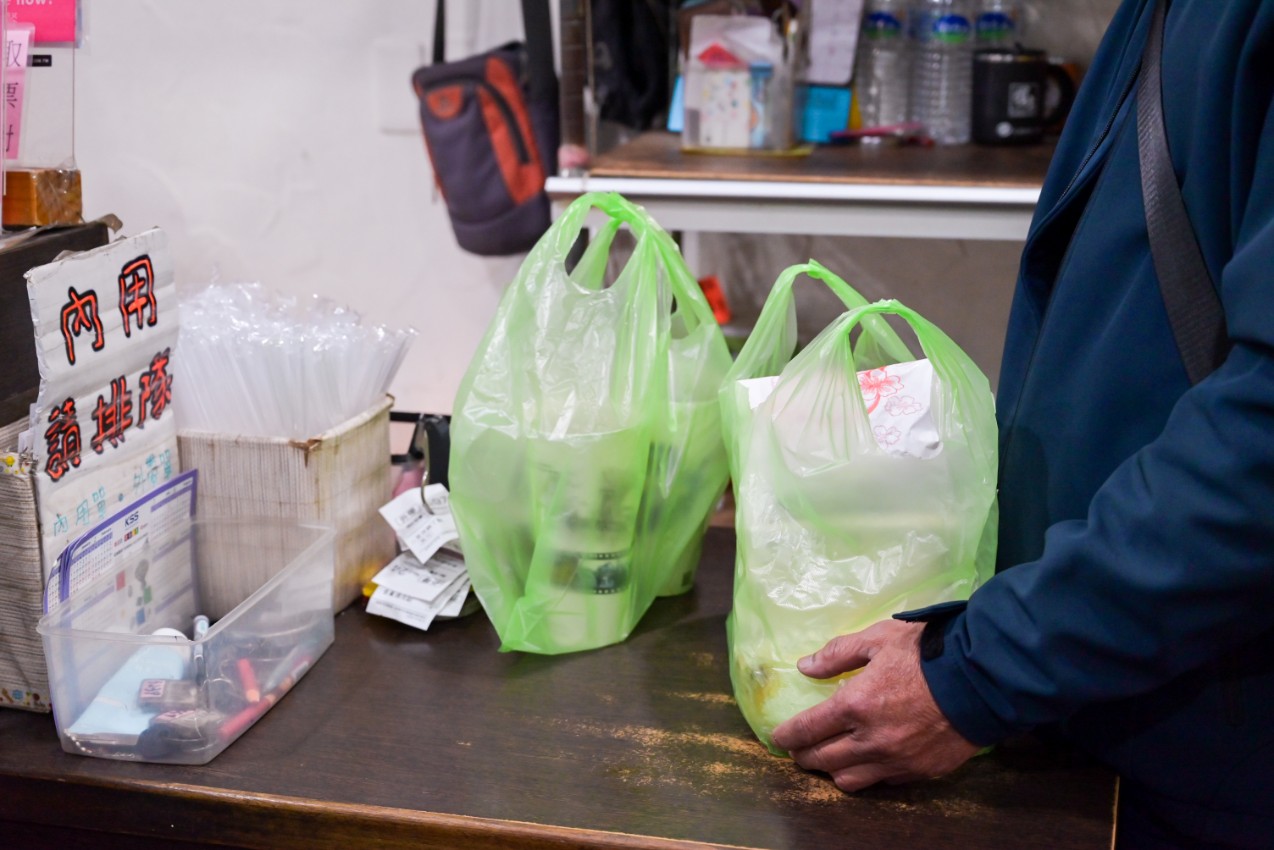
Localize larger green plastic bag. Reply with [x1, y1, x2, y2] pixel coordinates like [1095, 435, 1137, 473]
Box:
[450, 193, 731, 654]
[721, 262, 998, 752]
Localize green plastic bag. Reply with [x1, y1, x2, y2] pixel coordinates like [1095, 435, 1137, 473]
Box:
[450, 192, 731, 654]
[720, 262, 998, 752]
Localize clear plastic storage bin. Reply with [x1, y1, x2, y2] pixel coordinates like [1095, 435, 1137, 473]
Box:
[38, 519, 335, 764]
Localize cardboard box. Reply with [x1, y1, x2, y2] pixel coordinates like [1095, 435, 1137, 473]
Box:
[0, 467, 50, 712]
[177, 397, 396, 612]
[2, 168, 83, 228]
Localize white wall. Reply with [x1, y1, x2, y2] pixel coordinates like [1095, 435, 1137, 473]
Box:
[73, 0, 1120, 414]
[75, 0, 537, 415]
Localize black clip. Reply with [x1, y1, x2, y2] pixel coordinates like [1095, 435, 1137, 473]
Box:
[389, 411, 451, 493]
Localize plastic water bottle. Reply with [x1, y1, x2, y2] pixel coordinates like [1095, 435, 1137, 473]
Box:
[853, 0, 911, 137]
[908, 0, 974, 145]
[975, 0, 1020, 45]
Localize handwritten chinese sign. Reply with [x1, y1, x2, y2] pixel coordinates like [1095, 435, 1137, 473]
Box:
[4, 21, 32, 159]
[26, 228, 180, 580]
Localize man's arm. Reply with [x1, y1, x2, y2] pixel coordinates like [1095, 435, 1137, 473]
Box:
[924, 348, 1274, 745]
[776, 59, 1274, 778]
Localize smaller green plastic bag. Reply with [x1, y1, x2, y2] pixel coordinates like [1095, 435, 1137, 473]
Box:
[449, 193, 731, 654]
[720, 262, 998, 752]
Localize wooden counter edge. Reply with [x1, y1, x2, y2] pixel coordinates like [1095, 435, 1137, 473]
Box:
[579, 131, 1056, 190]
[0, 772, 756, 850]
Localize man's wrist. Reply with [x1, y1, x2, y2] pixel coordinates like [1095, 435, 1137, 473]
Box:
[916, 612, 1022, 747]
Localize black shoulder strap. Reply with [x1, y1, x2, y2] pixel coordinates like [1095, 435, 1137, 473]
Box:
[521, 0, 558, 104]
[433, 0, 446, 64]
[1137, 0, 1229, 384]
[432, 0, 556, 103]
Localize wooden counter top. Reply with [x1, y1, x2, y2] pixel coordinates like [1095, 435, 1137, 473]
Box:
[586, 131, 1055, 189]
[546, 132, 1053, 239]
[0, 529, 1115, 850]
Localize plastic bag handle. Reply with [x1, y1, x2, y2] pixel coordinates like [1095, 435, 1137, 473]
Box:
[550, 192, 717, 331]
[727, 261, 913, 384]
[568, 217, 623, 290]
[552, 191, 657, 253]
[813, 299, 978, 415]
[759, 299, 982, 468]
[650, 226, 718, 333]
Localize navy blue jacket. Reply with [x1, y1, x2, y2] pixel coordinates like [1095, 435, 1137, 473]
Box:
[919, 0, 1274, 844]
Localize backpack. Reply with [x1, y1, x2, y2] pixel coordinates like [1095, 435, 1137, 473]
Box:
[412, 0, 559, 256]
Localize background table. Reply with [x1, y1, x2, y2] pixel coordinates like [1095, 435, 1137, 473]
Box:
[0, 529, 1115, 850]
[546, 132, 1054, 241]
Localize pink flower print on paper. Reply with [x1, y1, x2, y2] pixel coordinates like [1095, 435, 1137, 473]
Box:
[874, 424, 902, 447]
[858, 367, 903, 413]
[884, 394, 923, 417]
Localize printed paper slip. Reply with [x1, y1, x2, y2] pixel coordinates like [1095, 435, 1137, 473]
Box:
[45, 470, 199, 637]
[367, 578, 470, 632]
[367, 587, 439, 631]
[436, 582, 470, 618]
[370, 550, 466, 603]
[378, 488, 458, 564]
[422, 483, 451, 515]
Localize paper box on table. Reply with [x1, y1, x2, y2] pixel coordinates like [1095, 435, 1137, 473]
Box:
[177, 397, 395, 612]
[0, 466, 51, 712]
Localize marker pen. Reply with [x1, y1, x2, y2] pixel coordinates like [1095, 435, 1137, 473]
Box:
[236, 658, 261, 703]
[261, 646, 314, 695]
[216, 650, 314, 744]
[192, 615, 210, 685]
[218, 695, 274, 742]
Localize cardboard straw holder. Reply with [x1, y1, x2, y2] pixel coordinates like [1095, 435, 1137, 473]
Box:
[178, 396, 396, 612]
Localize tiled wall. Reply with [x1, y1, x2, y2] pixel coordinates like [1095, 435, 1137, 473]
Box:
[699, 0, 1123, 390]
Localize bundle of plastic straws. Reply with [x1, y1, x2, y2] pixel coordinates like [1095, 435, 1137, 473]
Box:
[175, 283, 416, 439]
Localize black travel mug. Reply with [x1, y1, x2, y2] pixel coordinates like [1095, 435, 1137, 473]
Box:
[972, 47, 1077, 145]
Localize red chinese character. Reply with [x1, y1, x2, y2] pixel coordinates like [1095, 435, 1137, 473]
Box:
[43, 397, 82, 481]
[59, 286, 105, 365]
[118, 255, 158, 337]
[91, 376, 134, 454]
[137, 348, 174, 427]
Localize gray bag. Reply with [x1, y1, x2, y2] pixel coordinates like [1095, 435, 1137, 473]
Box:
[412, 0, 559, 256]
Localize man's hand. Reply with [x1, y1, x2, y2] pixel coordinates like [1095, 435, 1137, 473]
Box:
[770, 619, 980, 792]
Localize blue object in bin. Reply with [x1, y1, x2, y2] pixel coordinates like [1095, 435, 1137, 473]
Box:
[667, 74, 685, 133]
[800, 85, 852, 143]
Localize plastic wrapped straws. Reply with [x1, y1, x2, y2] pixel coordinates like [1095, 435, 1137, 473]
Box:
[176, 283, 415, 439]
